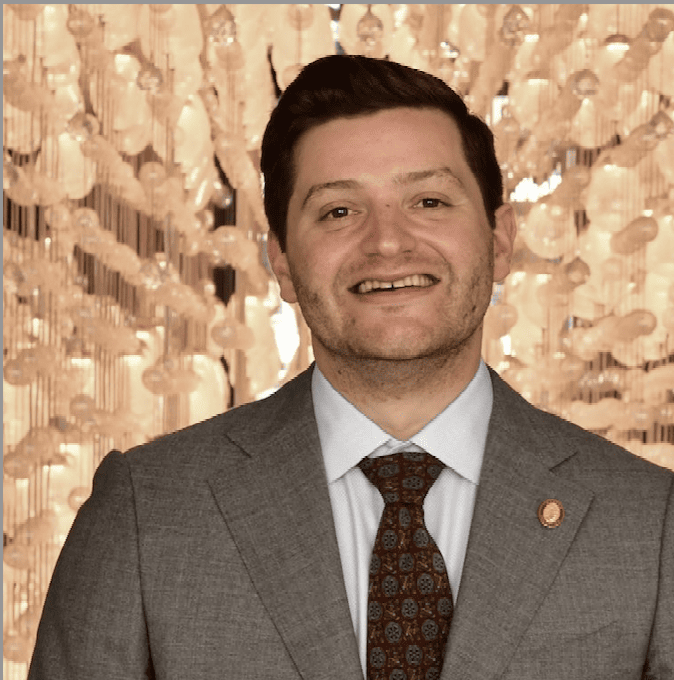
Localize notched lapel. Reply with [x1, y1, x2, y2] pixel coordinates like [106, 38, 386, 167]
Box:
[441, 373, 594, 680]
[208, 370, 364, 680]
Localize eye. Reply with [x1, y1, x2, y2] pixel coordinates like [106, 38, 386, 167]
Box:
[415, 197, 447, 209]
[320, 206, 352, 221]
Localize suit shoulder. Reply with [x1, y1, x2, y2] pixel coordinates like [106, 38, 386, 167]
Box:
[490, 367, 673, 486]
[122, 367, 314, 470]
[535, 399, 671, 480]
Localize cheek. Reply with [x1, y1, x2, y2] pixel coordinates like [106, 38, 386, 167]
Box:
[429, 228, 486, 268]
[286, 249, 326, 301]
[294, 238, 347, 285]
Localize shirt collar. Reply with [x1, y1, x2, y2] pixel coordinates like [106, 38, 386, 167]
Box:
[312, 360, 492, 486]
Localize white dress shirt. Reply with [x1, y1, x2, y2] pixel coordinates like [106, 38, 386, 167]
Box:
[311, 360, 493, 675]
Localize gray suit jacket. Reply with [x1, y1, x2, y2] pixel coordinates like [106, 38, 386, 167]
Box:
[29, 366, 674, 679]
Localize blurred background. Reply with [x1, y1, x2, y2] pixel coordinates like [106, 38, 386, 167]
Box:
[3, 4, 674, 675]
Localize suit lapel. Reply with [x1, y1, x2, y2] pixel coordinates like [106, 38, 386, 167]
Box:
[207, 365, 595, 680]
[208, 369, 364, 680]
[442, 371, 594, 680]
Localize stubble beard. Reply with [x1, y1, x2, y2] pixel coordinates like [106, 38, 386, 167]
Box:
[288, 248, 494, 389]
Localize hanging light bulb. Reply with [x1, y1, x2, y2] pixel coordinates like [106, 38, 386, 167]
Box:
[564, 257, 592, 288]
[604, 33, 631, 53]
[650, 110, 674, 139]
[500, 5, 531, 47]
[644, 7, 674, 43]
[207, 6, 237, 46]
[66, 112, 100, 143]
[208, 6, 244, 72]
[282, 4, 313, 88]
[211, 179, 234, 209]
[526, 68, 551, 83]
[148, 4, 175, 29]
[66, 5, 96, 40]
[569, 68, 601, 98]
[69, 394, 96, 420]
[138, 162, 167, 191]
[136, 64, 164, 95]
[72, 207, 100, 231]
[357, 5, 384, 57]
[286, 4, 314, 31]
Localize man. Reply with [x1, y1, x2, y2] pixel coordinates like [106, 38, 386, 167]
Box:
[29, 55, 672, 680]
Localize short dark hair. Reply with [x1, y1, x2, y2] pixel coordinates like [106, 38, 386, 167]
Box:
[261, 54, 503, 251]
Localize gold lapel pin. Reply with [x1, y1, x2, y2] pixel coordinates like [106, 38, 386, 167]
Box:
[538, 499, 565, 528]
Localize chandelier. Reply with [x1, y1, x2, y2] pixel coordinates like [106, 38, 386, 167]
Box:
[3, 5, 674, 674]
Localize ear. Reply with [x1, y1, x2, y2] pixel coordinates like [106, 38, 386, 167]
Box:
[266, 232, 298, 304]
[492, 203, 517, 283]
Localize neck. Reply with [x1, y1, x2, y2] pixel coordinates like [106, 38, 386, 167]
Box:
[314, 347, 482, 441]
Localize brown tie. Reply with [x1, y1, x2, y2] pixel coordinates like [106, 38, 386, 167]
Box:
[359, 451, 453, 680]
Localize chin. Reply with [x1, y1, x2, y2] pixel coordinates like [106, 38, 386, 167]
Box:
[313, 319, 482, 363]
[352, 324, 482, 361]
[344, 338, 457, 362]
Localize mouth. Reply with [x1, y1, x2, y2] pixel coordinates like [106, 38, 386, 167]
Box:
[350, 274, 439, 295]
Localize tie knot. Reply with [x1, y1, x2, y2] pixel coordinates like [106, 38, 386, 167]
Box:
[358, 451, 444, 506]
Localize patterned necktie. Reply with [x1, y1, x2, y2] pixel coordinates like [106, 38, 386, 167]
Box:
[359, 451, 453, 680]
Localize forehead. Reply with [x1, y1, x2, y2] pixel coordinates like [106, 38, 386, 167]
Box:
[290, 107, 471, 188]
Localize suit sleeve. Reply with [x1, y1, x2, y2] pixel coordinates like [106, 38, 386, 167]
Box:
[644, 474, 674, 679]
[28, 451, 153, 680]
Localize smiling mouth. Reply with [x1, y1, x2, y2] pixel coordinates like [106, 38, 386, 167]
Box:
[351, 274, 439, 294]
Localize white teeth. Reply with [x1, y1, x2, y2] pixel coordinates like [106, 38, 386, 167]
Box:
[356, 275, 435, 294]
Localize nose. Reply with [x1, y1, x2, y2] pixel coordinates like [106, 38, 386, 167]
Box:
[360, 204, 416, 257]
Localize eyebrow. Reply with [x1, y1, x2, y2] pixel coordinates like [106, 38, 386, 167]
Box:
[301, 179, 360, 209]
[301, 167, 464, 209]
[394, 167, 464, 187]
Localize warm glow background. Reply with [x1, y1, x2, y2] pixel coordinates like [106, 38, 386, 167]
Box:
[3, 4, 674, 674]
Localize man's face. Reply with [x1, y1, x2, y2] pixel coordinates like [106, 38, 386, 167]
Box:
[268, 107, 516, 366]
